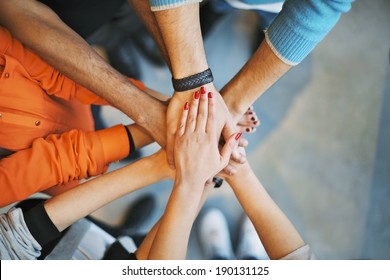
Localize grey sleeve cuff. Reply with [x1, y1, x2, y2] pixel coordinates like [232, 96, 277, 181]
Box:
[279, 244, 316, 260]
[0, 207, 42, 260]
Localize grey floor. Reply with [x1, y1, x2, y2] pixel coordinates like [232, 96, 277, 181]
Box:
[93, 0, 390, 260]
[2, 0, 388, 260]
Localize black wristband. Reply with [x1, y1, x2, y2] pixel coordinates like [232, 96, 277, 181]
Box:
[213, 177, 224, 188]
[172, 68, 214, 92]
[125, 126, 136, 155]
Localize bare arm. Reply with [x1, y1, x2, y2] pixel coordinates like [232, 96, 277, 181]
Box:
[153, 4, 237, 168]
[44, 150, 172, 232]
[0, 0, 167, 146]
[128, 0, 170, 69]
[221, 0, 352, 122]
[221, 41, 291, 123]
[146, 89, 239, 259]
[146, 181, 204, 259]
[135, 183, 212, 260]
[225, 155, 304, 260]
[154, 4, 207, 78]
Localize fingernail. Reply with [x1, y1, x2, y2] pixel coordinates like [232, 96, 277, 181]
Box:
[246, 128, 250, 132]
[235, 133, 242, 140]
[251, 117, 256, 121]
[248, 112, 253, 115]
[208, 92, 213, 99]
[184, 102, 189, 110]
[201, 86, 206, 94]
[194, 91, 200, 99]
[253, 121, 258, 124]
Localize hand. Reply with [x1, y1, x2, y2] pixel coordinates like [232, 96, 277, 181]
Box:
[166, 84, 237, 169]
[218, 136, 249, 177]
[214, 146, 251, 182]
[174, 89, 240, 185]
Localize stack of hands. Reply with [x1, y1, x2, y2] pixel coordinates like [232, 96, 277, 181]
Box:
[165, 85, 260, 181]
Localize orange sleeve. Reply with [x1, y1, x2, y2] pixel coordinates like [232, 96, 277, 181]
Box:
[1, 26, 146, 105]
[0, 26, 102, 104]
[0, 125, 129, 207]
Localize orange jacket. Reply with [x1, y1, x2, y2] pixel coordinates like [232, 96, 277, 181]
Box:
[0, 27, 145, 207]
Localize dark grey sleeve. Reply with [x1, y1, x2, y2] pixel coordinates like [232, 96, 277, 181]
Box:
[0, 207, 42, 260]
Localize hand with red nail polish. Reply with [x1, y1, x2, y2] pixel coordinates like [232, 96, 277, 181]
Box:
[173, 87, 240, 187]
[148, 87, 240, 260]
[165, 85, 237, 171]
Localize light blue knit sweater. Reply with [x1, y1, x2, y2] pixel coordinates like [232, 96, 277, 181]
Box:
[149, 0, 353, 65]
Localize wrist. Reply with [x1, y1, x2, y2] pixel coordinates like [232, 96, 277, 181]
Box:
[145, 152, 173, 181]
[173, 179, 205, 206]
[221, 88, 246, 124]
[174, 171, 206, 190]
[225, 162, 253, 186]
[173, 81, 215, 98]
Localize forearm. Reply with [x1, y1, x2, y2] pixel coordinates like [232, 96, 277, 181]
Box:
[222, 41, 291, 123]
[222, 0, 352, 122]
[128, 0, 171, 69]
[147, 181, 204, 259]
[226, 165, 304, 259]
[137, 184, 211, 259]
[44, 153, 170, 232]
[154, 3, 208, 78]
[0, 0, 121, 97]
[0, 154, 166, 259]
[145, 87, 170, 102]
[0, 0, 167, 145]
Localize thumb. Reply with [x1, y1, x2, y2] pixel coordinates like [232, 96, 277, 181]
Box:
[221, 120, 236, 142]
[166, 130, 176, 169]
[220, 132, 241, 164]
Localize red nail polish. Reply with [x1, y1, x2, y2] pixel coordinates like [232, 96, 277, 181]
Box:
[194, 91, 200, 99]
[246, 128, 250, 132]
[201, 87, 206, 94]
[184, 102, 189, 110]
[208, 92, 213, 99]
[235, 133, 242, 140]
[251, 117, 256, 121]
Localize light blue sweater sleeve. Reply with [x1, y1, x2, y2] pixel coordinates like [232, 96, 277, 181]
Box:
[265, 0, 353, 65]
